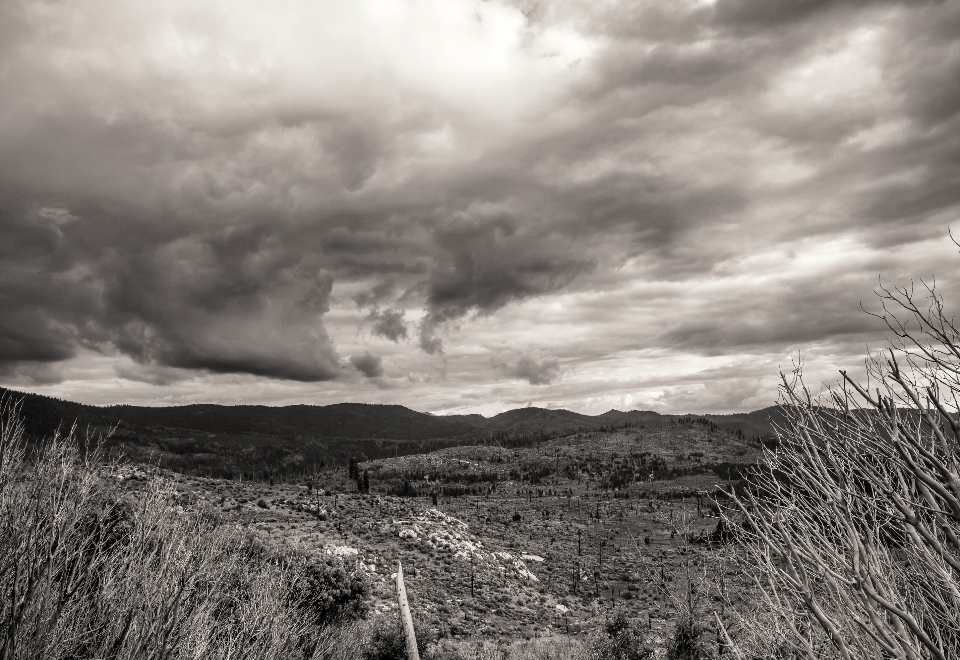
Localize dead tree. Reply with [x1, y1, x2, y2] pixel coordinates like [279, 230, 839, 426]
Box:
[723, 277, 960, 660]
[396, 561, 420, 660]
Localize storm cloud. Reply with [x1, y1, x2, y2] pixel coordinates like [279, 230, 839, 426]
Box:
[350, 351, 385, 378]
[1, 0, 959, 413]
[367, 308, 409, 343]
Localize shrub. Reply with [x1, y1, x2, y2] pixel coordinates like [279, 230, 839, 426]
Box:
[665, 616, 710, 660]
[287, 557, 370, 625]
[362, 614, 435, 660]
[724, 276, 960, 659]
[429, 635, 588, 660]
[591, 611, 653, 660]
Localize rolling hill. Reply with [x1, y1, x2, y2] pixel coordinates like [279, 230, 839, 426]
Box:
[0, 386, 780, 479]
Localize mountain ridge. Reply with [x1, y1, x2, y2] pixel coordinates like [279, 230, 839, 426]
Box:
[0, 386, 780, 445]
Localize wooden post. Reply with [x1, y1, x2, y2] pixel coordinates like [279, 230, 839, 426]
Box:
[396, 561, 420, 660]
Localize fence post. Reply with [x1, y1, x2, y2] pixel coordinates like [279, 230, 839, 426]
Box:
[396, 561, 420, 660]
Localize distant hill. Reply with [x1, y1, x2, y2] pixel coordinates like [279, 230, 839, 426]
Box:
[0, 388, 115, 440]
[0, 386, 782, 443]
[104, 402, 489, 442]
[0, 386, 782, 479]
[697, 407, 789, 441]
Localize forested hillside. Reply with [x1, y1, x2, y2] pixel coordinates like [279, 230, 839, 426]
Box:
[0, 387, 778, 480]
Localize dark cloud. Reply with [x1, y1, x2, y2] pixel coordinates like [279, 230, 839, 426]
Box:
[0, 361, 66, 386]
[350, 351, 384, 378]
[0, 0, 957, 413]
[0, 200, 103, 366]
[97, 222, 344, 381]
[659, 271, 884, 354]
[494, 354, 562, 386]
[0, 197, 344, 381]
[561, 0, 960, 261]
[327, 228, 395, 257]
[113, 363, 191, 387]
[714, 0, 880, 26]
[367, 308, 408, 343]
[354, 280, 397, 308]
[418, 318, 446, 356]
[418, 218, 595, 353]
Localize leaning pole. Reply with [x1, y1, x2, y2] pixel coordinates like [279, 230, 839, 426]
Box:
[396, 561, 420, 660]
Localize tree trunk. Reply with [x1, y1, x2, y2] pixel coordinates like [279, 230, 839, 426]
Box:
[396, 562, 420, 660]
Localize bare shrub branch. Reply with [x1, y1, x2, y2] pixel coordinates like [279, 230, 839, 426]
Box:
[724, 281, 960, 659]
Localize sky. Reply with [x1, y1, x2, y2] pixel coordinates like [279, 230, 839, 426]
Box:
[1, 0, 959, 416]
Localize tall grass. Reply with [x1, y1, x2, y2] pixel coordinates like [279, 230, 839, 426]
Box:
[0, 398, 367, 660]
[428, 635, 589, 660]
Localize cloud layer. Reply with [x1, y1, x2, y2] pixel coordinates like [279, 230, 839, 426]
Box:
[1, 0, 959, 413]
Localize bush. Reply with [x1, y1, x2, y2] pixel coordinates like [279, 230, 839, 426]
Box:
[362, 614, 435, 660]
[665, 617, 710, 660]
[724, 275, 960, 659]
[288, 557, 370, 625]
[429, 635, 588, 660]
[591, 611, 653, 660]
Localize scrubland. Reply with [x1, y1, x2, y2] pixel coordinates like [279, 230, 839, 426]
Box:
[2, 399, 762, 659]
[5, 273, 960, 659]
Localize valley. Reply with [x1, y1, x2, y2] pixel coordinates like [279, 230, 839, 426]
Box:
[109, 417, 766, 654]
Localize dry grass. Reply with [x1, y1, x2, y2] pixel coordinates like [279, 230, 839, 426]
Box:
[429, 634, 590, 660]
[0, 398, 371, 660]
